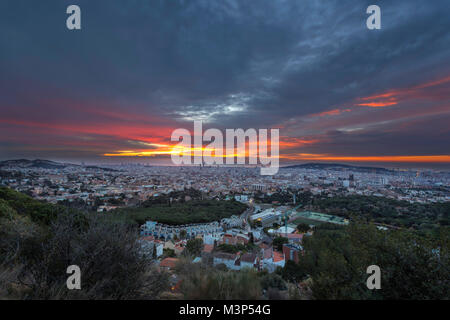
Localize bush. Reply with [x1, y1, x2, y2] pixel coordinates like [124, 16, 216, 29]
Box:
[3, 211, 169, 299]
[260, 273, 287, 291]
[181, 264, 262, 299]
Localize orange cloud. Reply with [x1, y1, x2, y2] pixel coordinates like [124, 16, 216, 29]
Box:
[356, 101, 398, 107]
[311, 108, 352, 117]
[279, 136, 320, 148]
[356, 74, 450, 108]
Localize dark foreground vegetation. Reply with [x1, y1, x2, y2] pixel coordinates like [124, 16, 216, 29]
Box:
[0, 186, 448, 299]
[0, 187, 169, 299]
[278, 222, 449, 299]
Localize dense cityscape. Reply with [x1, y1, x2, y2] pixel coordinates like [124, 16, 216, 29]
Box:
[1, 159, 448, 299]
[1, 160, 448, 207]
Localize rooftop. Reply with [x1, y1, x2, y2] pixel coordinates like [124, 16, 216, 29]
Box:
[240, 253, 257, 263]
[160, 257, 179, 269]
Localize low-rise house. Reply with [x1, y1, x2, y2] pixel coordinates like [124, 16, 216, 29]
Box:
[220, 234, 238, 245]
[164, 240, 176, 251]
[236, 234, 249, 245]
[213, 252, 240, 270]
[240, 253, 258, 270]
[139, 236, 164, 257]
[160, 257, 179, 271]
[261, 247, 285, 272]
[202, 244, 214, 254]
[203, 233, 221, 245]
[283, 243, 303, 264]
[174, 241, 186, 256]
[272, 251, 285, 267]
[278, 233, 303, 243]
[251, 230, 262, 242]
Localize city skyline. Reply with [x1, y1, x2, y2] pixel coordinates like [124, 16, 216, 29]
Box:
[1, 1, 450, 168]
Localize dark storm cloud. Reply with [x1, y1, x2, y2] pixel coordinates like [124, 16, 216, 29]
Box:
[0, 0, 449, 162]
[1, 0, 301, 114]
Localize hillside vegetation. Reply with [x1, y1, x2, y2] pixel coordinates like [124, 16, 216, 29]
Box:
[0, 186, 62, 225]
[110, 199, 248, 225]
[312, 195, 449, 232]
[0, 187, 168, 299]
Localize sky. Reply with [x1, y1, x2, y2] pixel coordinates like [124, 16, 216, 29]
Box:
[0, 0, 449, 168]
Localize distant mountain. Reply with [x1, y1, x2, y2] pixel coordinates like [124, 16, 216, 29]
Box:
[0, 159, 118, 171]
[281, 163, 394, 173]
[0, 159, 67, 169]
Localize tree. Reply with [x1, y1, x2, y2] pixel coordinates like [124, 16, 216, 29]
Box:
[299, 222, 449, 299]
[272, 237, 288, 251]
[260, 273, 287, 291]
[181, 265, 262, 299]
[278, 260, 307, 283]
[179, 229, 187, 240]
[296, 223, 310, 233]
[3, 210, 169, 299]
[249, 232, 254, 244]
[163, 248, 176, 258]
[184, 238, 203, 257]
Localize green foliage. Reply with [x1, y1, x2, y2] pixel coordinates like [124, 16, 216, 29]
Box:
[111, 199, 247, 226]
[152, 244, 157, 259]
[181, 264, 262, 299]
[299, 222, 450, 299]
[257, 190, 449, 234]
[185, 238, 203, 257]
[272, 237, 289, 251]
[260, 273, 287, 291]
[312, 195, 450, 233]
[163, 248, 176, 258]
[0, 198, 18, 220]
[278, 260, 307, 283]
[0, 186, 62, 225]
[296, 223, 310, 233]
[216, 243, 256, 254]
[141, 188, 203, 206]
[4, 212, 169, 299]
[0, 187, 169, 299]
[217, 243, 240, 253]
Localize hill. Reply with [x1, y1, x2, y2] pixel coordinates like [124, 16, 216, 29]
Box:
[0, 159, 118, 172]
[281, 162, 394, 173]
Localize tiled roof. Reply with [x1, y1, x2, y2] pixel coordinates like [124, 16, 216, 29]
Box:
[273, 251, 285, 263]
[240, 253, 257, 263]
[213, 252, 237, 260]
[160, 257, 179, 269]
[279, 233, 303, 240]
[203, 244, 214, 253]
[263, 247, 273, 259]
[259, 243, 271, 250]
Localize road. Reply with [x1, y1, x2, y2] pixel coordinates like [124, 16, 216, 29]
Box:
[240, 203, 254, 232]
